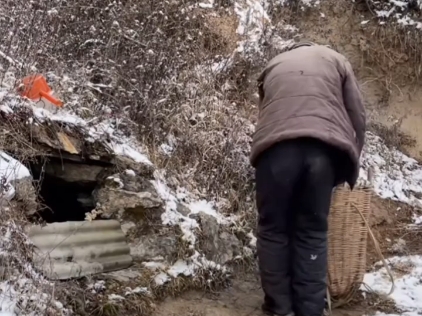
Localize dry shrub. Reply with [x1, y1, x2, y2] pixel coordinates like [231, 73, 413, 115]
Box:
[343, 0, 422, 85]
[359, 25, 422, 85]
[369, 121, 416, 153]
[152, 268, 230, 300]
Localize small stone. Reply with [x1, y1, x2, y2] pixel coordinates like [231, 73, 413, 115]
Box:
[198, 213, 241, 264]
[43, 161, 104, 183]
[130, 235, 177, 261]
[176, 203, 190, 216]
[93, 172, 163, 219]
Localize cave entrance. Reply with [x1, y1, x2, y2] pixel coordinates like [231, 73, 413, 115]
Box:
[30, 158, 107, 223]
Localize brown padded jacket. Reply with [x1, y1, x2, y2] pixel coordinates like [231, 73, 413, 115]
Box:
[250, 43, 366, 187]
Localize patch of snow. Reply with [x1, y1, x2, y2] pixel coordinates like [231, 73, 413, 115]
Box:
[154, 272, 170, 285]
[151, 251, 228, 286]
[247, 231, 257, 248]
[0, 152, 31, 182]
[32, 107, 86, 126]
[151, 172, 234, 284]
[160, 143, 174, 156]
[54, 301, 64, 310]
[0, 104, 12, 114]
[275, 0, 320, 9]
[167, 259, 196, 278]
[234, 0, 270, 55]
[188, 200, 236, 224]
[152, 171, 237, 245]
[107, 176, 124, 189]
[111, 142, 151, 165]
[0, 281, 18, 316]
[363, 256, 422, 314]
[108, 294, 125, 301]
[413, 214, 422, 225]
[87, 281, 106, 293]
[124, 169, 136, 177]
[302, 0, 320, 5]
[389, 238, 407, 253]
[142, 261, 166, 271]
[211, 58, 234, 73]
[0, 90, 153, 167]
[198, 0, 214, 9]
[0, 152, 31, 202]
[359, 132, 422, 210]
[233, 0, 297, 56]
[152, 174, 199, 245]
[369, 0, 422, 29]
[124, 287, 150, 296]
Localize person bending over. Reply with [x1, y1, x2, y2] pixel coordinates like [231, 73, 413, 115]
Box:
[250, 41, 366, 316]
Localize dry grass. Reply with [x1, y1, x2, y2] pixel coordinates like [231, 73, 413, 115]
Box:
[332, 0, 422, 88]
[359, 24, 422, 86]
[347, 290, 403, 315]
[368, 121, 416, 154]
[355, 0, 422, 85]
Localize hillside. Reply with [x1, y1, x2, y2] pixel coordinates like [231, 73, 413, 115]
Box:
[1, 0, 422, 315]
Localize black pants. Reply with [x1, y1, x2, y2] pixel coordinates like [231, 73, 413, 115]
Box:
[256, 138, 343, 316]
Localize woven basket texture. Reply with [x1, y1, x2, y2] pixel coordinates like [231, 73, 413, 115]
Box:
[328, 185, 372, 299]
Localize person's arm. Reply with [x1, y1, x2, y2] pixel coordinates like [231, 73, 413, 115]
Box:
[342, 61, 366, 154]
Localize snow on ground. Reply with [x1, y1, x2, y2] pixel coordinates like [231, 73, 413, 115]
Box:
[360, 132, 422, 316]
[360, 132, 422, 210]
[149, 170, 235, 285]
[363, 256, 422, 316]
[0, 152, 31, 201]
[358, 132, 422, 315]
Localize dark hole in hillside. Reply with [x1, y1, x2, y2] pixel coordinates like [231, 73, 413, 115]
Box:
[30, 158, 103, 223]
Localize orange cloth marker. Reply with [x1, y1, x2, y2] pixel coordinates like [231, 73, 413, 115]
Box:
[18, 74, 63, 107]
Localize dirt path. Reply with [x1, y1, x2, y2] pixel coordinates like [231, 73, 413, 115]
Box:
[155, 275, 366, 316]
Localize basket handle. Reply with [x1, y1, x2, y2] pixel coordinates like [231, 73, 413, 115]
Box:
[352, 203, 395, 296]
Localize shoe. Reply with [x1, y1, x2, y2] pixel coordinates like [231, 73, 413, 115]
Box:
[261, 304, 295, 316]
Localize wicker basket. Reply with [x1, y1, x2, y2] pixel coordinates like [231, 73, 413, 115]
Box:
[327, 184, 372, 302]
